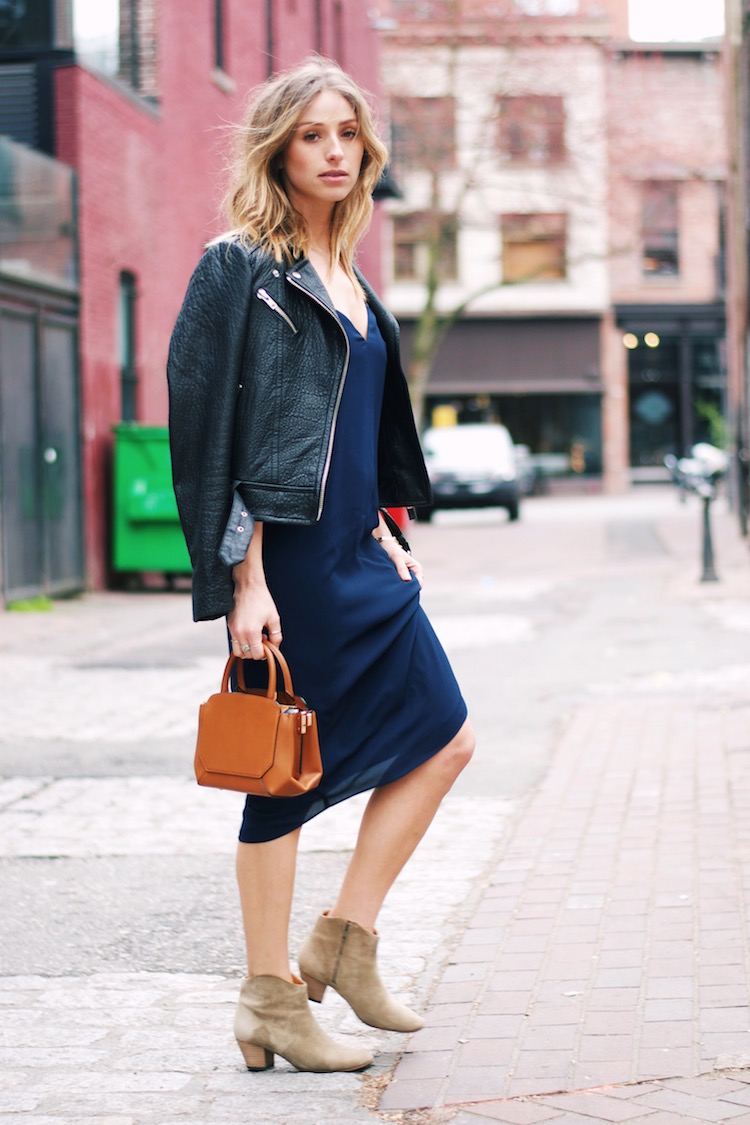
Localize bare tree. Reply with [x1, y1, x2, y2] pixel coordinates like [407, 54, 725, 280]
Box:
[381, 2, 615, 421]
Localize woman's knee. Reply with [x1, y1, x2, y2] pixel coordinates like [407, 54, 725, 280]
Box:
[440, 719, 475, 778]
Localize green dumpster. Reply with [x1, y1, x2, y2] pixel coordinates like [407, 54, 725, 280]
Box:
[112, 424, 192, 575]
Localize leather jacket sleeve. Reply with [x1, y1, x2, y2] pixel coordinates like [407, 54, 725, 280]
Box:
[167, 242, 256, 620]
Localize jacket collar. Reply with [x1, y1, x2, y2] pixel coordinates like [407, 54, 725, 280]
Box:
[285, 258, 336, 315]
[286, 257, 397, 348]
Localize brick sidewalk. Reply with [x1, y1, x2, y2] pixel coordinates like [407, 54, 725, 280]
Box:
[4, 490, 750, 1124]
[382, 688, 750, 1122]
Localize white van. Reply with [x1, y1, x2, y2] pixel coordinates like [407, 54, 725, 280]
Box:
[419, 423, 520, 521]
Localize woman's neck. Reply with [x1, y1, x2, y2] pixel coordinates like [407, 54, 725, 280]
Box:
[307, 244, 337, 283]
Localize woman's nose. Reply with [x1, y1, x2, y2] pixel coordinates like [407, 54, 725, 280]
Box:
[327, 135, 344, 160]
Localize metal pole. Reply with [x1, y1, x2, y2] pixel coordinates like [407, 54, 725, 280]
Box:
[700, 493, 719, 582]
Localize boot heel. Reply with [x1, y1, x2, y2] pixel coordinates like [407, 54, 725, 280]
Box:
[300, 971, 327, 1003]
[237, 1040, 274, 1070]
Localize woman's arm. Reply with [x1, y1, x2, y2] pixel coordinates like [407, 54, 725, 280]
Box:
[227, 523, 283, 659]
[167, 242, 256, 622]
[372, 515, 423, 588]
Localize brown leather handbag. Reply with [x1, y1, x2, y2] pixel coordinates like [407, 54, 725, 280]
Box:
[194, 642, 322, 796]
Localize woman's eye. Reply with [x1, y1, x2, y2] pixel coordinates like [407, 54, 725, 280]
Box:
[342, 129, 358, 140]
[303, 131, 320, 142]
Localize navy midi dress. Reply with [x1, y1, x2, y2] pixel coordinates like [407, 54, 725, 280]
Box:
[238, 305, 467, 844]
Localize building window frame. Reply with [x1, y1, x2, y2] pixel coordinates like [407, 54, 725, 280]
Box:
[641, 180, 680, 277]
[514, 0, 579, 14]
[115, 0, 159, 102]
[214, 0, 226, 71]
[121, 0, 141, 91]
[497, 95, 566, 166]
[390, 96, 457, 173]
[392, 211, 459, 283]
[501, 212, 567, 283]
[390, 1, 458, 17]
[119, 271, 138, 422]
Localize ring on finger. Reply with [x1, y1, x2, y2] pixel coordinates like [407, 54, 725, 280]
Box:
[240, 643, 251, 653]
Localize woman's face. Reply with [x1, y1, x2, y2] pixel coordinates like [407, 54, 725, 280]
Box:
[281, 89, 365, 219]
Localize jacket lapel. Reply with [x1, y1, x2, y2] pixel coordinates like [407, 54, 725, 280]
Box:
[285, 258, 337, 316]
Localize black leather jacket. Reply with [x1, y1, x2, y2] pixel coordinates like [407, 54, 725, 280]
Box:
[167, 240, 431, 622]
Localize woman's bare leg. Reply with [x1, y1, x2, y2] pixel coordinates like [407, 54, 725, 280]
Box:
[236, 828, 300, 980]
[329, 719, 475, 930]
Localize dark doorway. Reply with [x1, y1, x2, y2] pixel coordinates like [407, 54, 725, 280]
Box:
[0, 285, 84, 602]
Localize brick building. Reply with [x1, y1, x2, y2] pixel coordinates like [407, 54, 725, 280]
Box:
[605, 40, 726, 488]
[0, 0, 383, 599]
[723, 0, 750, 533]
[376, 0, 726, 492]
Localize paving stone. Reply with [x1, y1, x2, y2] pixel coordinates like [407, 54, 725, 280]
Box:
[379, 1077, 444, 1110]
[444, 1066, 516, 1101]
[661, 1075, 750, 1098]
[456, 1102, 566, 1123]
[633, 1086, 750, 1121]
[538, 1091, 658, 1121]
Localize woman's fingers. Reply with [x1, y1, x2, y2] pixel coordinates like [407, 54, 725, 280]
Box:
[393, 550, 423, 588]
[405, 556, 424, 587]
[230, 629, 283, 659]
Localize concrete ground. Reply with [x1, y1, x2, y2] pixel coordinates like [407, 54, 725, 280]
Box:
[1, 485, 750, 1124]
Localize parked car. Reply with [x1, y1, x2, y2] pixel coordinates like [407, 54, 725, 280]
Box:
[417, 423, 520, 520]
[513, 443, 542, 496]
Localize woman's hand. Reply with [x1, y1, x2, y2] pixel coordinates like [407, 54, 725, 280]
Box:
[227, 522, 283, 659]
[376, 536, 424, 588]
[228, 581, 282, 660]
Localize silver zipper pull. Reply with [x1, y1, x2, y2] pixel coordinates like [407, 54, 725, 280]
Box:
[256, 288, 298, 333]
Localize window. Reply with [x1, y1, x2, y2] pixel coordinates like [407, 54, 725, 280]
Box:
[118, 0, 140, 90]
[514, 0, 579, 14]
[642, 181, 679, 276]
[391, 1, 458, 18]
[117, 0, 158, 99]
[214, 0, 226, 71]
[333, 0, 344, 64]
[393, 212, 458, 282]
[314, 0, 322, 52]
[501, 213, 567, 282]
[497, 96, 565, 165]
[390, 97, 456, 172]
[119, 272, 138, 422]
[0, 1, 53, 49]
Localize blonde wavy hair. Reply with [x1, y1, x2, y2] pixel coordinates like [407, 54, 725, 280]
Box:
[221, 57, 389, 275]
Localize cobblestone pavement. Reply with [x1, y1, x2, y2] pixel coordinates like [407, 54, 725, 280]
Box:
[2, 488, 750, 1123]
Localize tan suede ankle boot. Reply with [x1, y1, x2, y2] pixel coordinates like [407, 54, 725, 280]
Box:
[233, 974, 373, 1072]
[298, 912, 424, 1033]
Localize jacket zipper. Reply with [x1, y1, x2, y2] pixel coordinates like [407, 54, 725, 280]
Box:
[285, 274, 350, 519]
[256, 288, 298, 334]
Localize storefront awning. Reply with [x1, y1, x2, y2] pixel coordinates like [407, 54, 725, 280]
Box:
[398, 316, 603, 394]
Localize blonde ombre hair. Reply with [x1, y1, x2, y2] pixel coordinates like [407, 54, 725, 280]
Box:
[222, 57, 388, 274]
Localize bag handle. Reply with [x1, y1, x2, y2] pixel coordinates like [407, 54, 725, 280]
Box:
[220, 640, 295, 700]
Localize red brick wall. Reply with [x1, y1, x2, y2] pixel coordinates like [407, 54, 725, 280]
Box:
[607, 48, 726, 305]
[55, 0, 384, 589]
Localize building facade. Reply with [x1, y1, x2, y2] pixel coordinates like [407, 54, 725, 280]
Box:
[605, 41, 726, 487]
[723, 0, 750, 534]
[377, 0, 726, 492]
[0, 0, 383, 598]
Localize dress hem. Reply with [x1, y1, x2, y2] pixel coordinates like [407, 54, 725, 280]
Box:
[237, 697, 468, 845]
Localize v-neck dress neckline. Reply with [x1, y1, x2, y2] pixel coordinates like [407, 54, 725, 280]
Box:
[336, 304, 371, 341]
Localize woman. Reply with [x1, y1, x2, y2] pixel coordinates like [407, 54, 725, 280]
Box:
[168, 57, 474, 1075]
